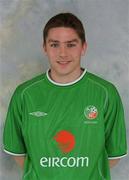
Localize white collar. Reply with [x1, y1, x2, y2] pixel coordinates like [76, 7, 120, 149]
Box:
[46, 68, 87, 86]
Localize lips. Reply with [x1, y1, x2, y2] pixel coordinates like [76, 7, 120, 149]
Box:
[57, 61, 71, 65]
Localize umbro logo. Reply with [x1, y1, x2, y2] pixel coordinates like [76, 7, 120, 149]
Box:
[29, 111, 48, 117]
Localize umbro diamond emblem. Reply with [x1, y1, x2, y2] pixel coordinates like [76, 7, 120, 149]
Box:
[29, 111, 48, 117]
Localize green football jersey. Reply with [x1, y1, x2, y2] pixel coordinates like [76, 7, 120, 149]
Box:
[3, 69, 127, 180]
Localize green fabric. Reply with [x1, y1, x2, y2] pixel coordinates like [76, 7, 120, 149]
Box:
[3, 70, 127, 180]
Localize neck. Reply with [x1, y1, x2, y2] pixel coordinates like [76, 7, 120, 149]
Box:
[49, 68, 84, 84]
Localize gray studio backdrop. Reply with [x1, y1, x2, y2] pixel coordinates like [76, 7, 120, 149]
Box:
[0, 0, 129, 180]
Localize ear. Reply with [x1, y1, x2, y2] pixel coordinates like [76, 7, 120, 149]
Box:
[81, 42, 87, 56]
[43, 43, 47, 54]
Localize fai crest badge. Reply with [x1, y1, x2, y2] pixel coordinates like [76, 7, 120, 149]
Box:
[84, 105, 98, 119]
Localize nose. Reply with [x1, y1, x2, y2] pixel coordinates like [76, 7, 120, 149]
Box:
[59, 45, 67, 58]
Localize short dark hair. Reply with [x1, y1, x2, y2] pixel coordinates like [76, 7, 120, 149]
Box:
[43, 12, 86, 45]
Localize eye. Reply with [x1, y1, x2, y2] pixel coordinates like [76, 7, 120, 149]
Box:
[50, 43, 59, 48]
[67, 43, 76, 48]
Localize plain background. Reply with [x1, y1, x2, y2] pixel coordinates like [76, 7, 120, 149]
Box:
[0, 0, 129, 179]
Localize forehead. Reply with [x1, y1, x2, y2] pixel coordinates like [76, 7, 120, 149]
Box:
[46, 27, 81, 42]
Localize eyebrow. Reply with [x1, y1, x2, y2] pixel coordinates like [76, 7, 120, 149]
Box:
[48, 39, 79, 43]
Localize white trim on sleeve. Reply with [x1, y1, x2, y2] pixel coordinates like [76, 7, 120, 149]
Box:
[4, 149, 26, 156]
[108, 153, 127, 159]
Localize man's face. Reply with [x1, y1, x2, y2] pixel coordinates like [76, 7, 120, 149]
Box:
[43, 27, 87, 78]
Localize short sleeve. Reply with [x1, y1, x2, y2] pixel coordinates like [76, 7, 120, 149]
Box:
[104, 85, 127, 159]
[3, 87, 26, 156]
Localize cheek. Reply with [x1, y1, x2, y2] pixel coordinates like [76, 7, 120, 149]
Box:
[47, 49, 59, 58]
[70, 49, 83, 57]
[46, 51, 57, 60]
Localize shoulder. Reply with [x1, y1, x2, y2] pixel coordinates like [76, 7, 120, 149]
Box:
[86, 71, 118, 93]
[86, 71, 122, 108]
[13, 73, 46, 97]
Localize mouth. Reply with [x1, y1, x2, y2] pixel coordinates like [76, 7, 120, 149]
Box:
[57, 61, 71, 65]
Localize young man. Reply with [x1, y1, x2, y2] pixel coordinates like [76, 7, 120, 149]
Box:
[3, 13, 127, 180]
